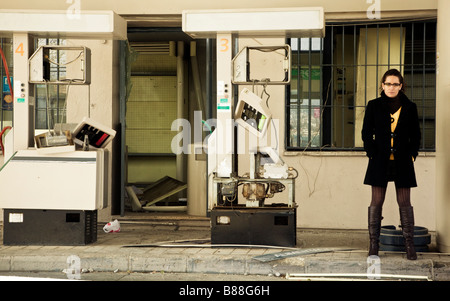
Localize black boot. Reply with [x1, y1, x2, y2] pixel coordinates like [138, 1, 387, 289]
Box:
[368, 206, 383, 256]
[399, 206, 417, 260]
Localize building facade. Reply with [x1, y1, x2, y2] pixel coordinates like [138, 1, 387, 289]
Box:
[2, 0, 450, 251]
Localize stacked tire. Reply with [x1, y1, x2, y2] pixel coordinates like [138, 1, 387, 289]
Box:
[379, 225, 431, 252]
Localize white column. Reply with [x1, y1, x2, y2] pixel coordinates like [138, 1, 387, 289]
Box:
[12, 33, 34, 151]
[215, 33, 234, 178]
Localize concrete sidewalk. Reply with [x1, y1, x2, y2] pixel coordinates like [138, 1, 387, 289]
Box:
[0, 213, 449, 281]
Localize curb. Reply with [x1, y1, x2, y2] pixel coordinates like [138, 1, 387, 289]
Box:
[1, 248, 449, 281]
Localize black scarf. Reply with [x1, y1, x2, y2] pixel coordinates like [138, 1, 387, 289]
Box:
[381, 91, 402, 114]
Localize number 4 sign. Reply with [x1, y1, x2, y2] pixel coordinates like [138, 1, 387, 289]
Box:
[15, 43, 24, 56]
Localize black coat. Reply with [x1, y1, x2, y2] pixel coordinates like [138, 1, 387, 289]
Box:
[361, 91, 421, 188]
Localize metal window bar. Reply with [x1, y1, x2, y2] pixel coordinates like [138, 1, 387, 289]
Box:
[330, 26, 334, 146]
[353, 25, 357, 147]
[388, 24, 391, 70]
[422, 22, 426, 150]
[376, 24, 379, 99]
[319, 36, 324, 147]
[411, 23, 414, 101]
[308, 38, 312, 146]
[400, 23, 403, 74]
[364, 25, 368, 108]
[286, 20, 436, 152]
[296, 38, 301, 147]
[341, 25, 344, 147]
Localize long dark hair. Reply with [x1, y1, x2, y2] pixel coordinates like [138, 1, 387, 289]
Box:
[379, 69, 406, 93]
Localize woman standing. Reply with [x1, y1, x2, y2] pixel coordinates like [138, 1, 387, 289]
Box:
[361, 69, 421, 260]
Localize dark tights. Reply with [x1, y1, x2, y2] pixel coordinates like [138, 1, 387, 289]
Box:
[370, 185, 411, 208]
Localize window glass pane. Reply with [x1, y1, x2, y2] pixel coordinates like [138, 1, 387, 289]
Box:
[299, 38, 322, 51]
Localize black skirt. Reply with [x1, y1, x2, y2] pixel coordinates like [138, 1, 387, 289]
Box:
[386, 160, 396, 182]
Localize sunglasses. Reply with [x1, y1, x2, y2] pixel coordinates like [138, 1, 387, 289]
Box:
[383, 82, 402, 87]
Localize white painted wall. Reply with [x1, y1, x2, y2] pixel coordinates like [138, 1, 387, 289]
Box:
[65, 39, 120, 222]
[283, 153, 435, 230]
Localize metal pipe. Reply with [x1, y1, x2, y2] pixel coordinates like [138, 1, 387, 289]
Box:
[190, 41, 205, 116]
[176, 41, 186, 183]
[142, 206, 187, 212]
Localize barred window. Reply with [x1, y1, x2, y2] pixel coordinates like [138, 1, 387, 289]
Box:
[286, 20, 436, 151]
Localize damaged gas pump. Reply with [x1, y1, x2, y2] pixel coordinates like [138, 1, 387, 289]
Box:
[208, 61, 299, 247]
[183, 8, 324, 247]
